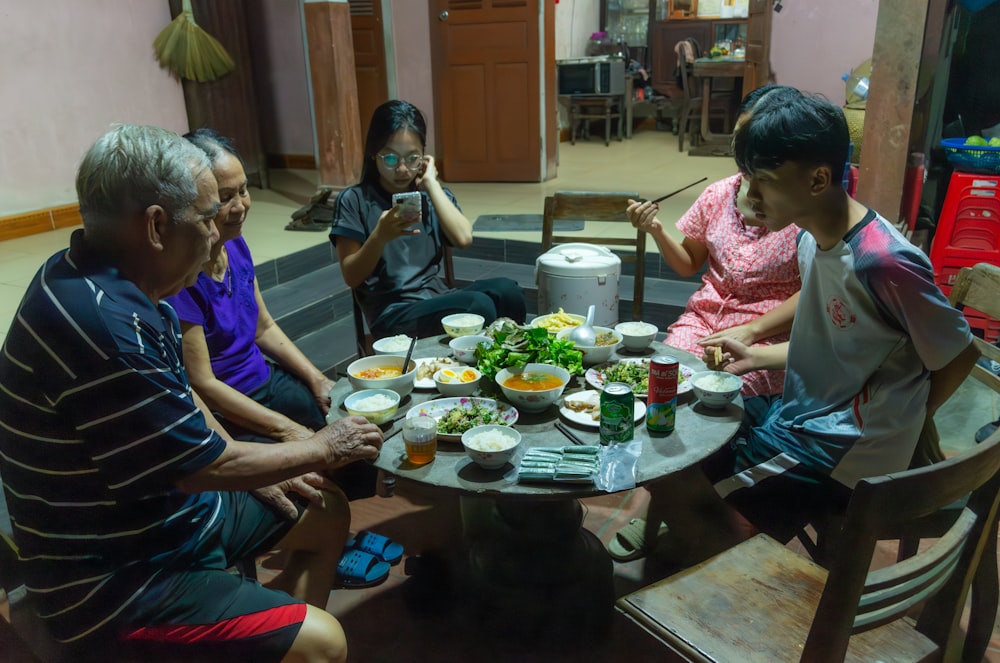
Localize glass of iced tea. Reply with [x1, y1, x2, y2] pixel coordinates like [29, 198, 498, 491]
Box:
[402, 417, 437, 465]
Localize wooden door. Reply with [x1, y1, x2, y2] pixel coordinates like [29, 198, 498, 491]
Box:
[171, 0, 267, 188]
[431, 0, 541, 182]
[742, 0, 772, 98]
[349, 0, 389, 140]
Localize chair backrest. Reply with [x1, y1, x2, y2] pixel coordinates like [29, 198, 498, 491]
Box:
[800, 426, 1000, 662]
[676, 59, 699, 104]
[541, 191, 646, 321]
[351, 245, 456, 358]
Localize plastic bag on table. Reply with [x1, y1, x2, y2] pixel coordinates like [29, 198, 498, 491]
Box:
[595, 438, 642, 492]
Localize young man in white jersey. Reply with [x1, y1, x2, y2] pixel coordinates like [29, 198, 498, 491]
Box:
[648, 92, 979, 566]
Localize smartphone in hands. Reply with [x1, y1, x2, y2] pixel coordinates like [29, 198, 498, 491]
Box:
[392, 191, 422, 224]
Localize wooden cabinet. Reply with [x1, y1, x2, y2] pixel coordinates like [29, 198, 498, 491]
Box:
[601, 0, 657, 70]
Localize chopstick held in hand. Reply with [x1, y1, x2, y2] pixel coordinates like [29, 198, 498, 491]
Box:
[650, 177, 709, 204]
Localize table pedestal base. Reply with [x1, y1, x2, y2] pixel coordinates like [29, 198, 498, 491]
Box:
[461, 498, 614, 641]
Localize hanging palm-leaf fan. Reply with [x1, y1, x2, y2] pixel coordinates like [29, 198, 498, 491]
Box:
[153, 0, 235, 82]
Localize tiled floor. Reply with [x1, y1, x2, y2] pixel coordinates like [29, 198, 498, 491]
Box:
[2, 130, 999, 660]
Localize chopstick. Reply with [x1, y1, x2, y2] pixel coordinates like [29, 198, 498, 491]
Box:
[555, 421, 586, 446]
[649, 177, 709, 204]
[402, 336, 417, 374]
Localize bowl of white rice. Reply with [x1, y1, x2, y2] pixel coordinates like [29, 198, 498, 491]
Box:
[690, 371, 743, 409]
[372, 334, 414, 356]
[441, 313, 485, 338]
[461, 424, 522, 469]
[614, 321, 658, 352]
[343, 388, 400, 424]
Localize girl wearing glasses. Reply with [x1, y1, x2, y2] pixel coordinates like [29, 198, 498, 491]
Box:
[330, 100, 525, 339]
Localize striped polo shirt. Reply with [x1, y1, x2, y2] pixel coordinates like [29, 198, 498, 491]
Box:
[0, 231, 227, 644]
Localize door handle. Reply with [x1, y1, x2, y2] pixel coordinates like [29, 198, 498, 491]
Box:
[439, 11, 449, 20]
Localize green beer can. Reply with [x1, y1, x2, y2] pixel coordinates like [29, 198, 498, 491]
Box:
[599, 382, 634, 444]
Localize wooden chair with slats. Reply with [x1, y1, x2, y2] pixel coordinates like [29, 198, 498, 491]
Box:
[617, 423, 1000, 663]
[541, 191, 645, 321]
[676, 56, 732, 152]
[351, 245, 456, 358]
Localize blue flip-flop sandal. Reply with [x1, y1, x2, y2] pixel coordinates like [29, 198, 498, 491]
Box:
[346, 530, 404, 566]
[334, 549, 390, 589]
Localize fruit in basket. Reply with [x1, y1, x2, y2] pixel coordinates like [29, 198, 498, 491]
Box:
[965, 135, 988, 146]
[990, 137, 1000, 147]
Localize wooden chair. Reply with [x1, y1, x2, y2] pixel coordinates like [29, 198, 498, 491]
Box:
[541, 191, 645, 321]
[351, 245, 456, 358]
[616, 424, 1000, 663]
[675, 56, 732, 152]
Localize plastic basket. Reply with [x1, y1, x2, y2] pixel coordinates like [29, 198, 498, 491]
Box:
[941, 137, 1000, 174]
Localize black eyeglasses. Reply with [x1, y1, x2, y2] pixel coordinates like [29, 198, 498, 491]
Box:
[376, 153, 424, 169]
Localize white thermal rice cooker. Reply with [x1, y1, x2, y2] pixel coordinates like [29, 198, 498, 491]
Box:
[535, 243, 621, 327]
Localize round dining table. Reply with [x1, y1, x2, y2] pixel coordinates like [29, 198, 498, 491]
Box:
[329, 333, 744, 638]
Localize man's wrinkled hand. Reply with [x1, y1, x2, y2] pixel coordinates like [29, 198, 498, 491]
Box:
[252, 473, 339, 520]
[316, 415, 383, 468]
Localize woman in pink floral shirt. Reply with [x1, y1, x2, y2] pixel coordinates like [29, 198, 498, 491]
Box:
[626, 173, 800, 396]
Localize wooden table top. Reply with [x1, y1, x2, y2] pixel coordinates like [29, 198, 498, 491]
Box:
[331, 335, 743, 501]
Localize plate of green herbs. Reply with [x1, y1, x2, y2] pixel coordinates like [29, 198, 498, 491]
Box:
[475, 320, 583, 380]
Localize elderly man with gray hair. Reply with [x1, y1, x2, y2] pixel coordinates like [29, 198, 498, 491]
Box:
[0, 125, 382, 662]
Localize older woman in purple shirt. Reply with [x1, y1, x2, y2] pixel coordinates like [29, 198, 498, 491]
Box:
[167, 130, 336, 445]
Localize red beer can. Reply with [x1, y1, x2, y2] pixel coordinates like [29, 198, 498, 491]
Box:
[646, 355, 678, 434]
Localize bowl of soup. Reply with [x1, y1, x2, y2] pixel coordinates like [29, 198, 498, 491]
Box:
[556, 326, 622, 365]
[494, 363, 571, 413]
[346, 355, 418, 398]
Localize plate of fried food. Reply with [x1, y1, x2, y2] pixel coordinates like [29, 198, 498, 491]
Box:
[413, 356, 462, 389]
[559, 391, 646, 428]
[529, 308, 586, 334]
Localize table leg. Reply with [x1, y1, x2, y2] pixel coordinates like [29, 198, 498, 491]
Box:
[461, 496, 615, 641]
[700, 78, 712, 144]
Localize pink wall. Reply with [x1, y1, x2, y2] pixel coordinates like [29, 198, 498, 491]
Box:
[389, 0, 437, 152]
[769, 0, 878, 104]
[246, 0, 315, 157]
[0, 0, 188, 216]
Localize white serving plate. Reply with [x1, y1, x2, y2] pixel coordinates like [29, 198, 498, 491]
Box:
[559, 391, 646, 428]
[405, 396, 519, 443]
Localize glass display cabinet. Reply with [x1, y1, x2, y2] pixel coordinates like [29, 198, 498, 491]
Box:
[601, 0, 656, 69]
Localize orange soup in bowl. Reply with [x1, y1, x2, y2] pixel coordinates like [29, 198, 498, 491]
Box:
[502, 372, 564, 391]
[353, 366, 404, 380]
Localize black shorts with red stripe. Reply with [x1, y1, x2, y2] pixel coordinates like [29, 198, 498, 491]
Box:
[113, 490, 306, 662]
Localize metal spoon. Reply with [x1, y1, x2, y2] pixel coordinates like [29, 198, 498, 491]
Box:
[567, 305, 597, 347]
